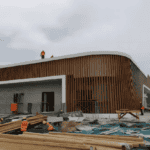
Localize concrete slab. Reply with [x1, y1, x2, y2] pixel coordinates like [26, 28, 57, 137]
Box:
[68, 117, 84, 122]
[47, 117, 63, 123]
[77, 117, 84, 122]
[83, 113, 140, 119]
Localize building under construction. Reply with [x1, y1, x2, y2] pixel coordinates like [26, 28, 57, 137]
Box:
[0, 51, 150, 114]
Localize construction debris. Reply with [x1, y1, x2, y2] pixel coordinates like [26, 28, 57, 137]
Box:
[1, 111, 150, 149]
[61, 121, 83, 132]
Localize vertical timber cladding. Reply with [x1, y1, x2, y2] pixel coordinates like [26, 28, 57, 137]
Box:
[0, 54, 138, 113]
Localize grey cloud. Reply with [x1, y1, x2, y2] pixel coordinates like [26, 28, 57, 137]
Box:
[40, 1, 97, 42]
[41, 14, 88, 42]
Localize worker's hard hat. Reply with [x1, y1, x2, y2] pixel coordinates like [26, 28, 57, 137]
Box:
[43, 121, 46, 124]
[23, 117, 26, 120]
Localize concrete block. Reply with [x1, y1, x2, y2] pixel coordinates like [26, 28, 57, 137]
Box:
[12, 119, 20, 122]
[68, 117, 78, 121]
[77, 117, 85, 122]
[109, 114, 118, 119]
[47, 117, 63, 123]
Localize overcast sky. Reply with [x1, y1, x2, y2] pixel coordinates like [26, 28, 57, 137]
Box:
[0, 0, 150, 77]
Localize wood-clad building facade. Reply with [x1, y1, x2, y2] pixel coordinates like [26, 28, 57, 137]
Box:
[0, 51, 150, 114]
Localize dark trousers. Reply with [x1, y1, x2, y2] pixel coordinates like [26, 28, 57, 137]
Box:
[141, 109, 144, 115]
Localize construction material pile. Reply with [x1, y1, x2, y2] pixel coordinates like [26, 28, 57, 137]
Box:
[26, 113, 47, 125]
[0, 120, 22, 134]
[61, 121, 83, 132]
[0, 113, 47, 134]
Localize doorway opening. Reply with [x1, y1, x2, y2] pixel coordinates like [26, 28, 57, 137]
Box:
[143, 84, 150, 111]
[41, 92, 54, 112]
[13, 93, 24, 113]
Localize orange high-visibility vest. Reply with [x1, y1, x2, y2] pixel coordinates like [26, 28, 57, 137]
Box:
[21, 121, 29, 132]
[46, 122, 53, 131]
[141, 106, 144, 110]
[41, 51, 45, 56]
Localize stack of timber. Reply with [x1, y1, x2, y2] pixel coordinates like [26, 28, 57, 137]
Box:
[0, 133, 123, 150]
[48, 132, 146, 149]
[0, 114, 47, 134]
[0, 132, 146, 150]
[22, 132, 145, 150]
[0, 120, 22, 134]
[26, 114, 47, 125]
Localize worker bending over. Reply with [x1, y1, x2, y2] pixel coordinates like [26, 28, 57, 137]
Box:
[43, 121, 54, 131]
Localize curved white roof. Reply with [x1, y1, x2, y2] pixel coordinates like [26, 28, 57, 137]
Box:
[0, 51, 146, 77]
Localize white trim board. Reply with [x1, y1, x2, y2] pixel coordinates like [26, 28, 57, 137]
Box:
[0, 75, 66, 104]
[0, 51, 147, 78]
[142, 84, 150, 106]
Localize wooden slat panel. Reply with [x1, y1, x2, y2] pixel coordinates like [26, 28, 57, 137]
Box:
[96, 58, 98, 110]
[31, 64, 34, 78]
[59, 59, 61, 75]
[114, 55, 117, 113]
[42, 62, 45, 77]
[39, 63, 42, 77]
[102, 56, 104, 113]
[65, 59, 67, 75]
[113, 55, 116, 112]
[38, 63, 41, 77]
[36, 63, 39, 78]
[104, 56, 107, 113]
[47, 61, 50, 76]
[108, 56, 111, 113]
[96, 77, 98, 113]
[46, 62, 48, 76]
[51, 61, 53, 76]
[71, 75, 73, 112]
[60, 59, 62, 75]
[55, 60, 57, 75]
[84, 57, 86, 112]
[99, 77, 102, 113]
[118, 57, 120, 110]
[111, 55, 114, 113]
[119, 56, 122, 110]
[120, 57, 123, 109]
[103, 56, 105, 113]
[93, 58, 95, 113]
[116, 57, 118, 111]
[106, 56, 109, 113]
[0, 68, 1, 81]
[100, 59, 102, 113]
[53, 60, 55, 76]
[68, 75, 70, 112]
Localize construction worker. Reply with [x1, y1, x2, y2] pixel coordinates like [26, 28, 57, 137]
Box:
[140, 102, 144, 115]
[43, 121, 54, 131]
[21, 117, 29, 132]
[41, 50, 45, 59]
